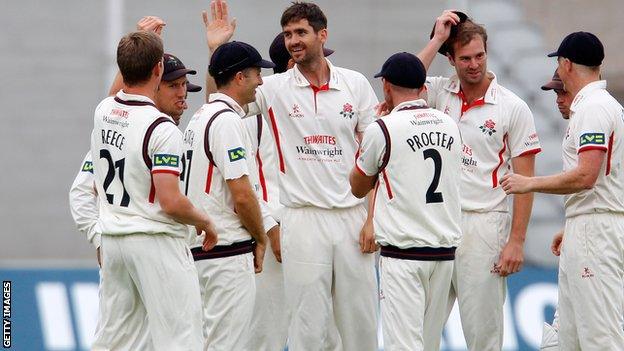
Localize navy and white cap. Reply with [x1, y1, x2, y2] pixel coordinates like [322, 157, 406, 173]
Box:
[163, 53, 202, 92]
[547, 31, 604, 67]
[374, 52, 426, 89]
[209, 41, 275, 77]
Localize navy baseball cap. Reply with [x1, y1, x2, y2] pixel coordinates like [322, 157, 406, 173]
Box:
[429, 11, 469, 55]
[547, 31, 604, 66]
[209, 41, 275, 77]
[163, 53, 202, 92]
[541, 70, 564, 91]
[269, 32, 334, 73]
[375, 52, 426, 89]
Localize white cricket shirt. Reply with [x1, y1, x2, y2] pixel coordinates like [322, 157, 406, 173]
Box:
[90, 90, 187, 237]
[68, 151, 101, 248]
[562, 80, 624, 217]
[248, 59, 379, 209]
[244, 114, 284, 223]
[357, 99, 462, 248]
[425, 72, 541, 212]
[183, 93, 276, 248]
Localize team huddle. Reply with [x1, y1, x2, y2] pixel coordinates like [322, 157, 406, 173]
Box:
[68, 1, 624, 351]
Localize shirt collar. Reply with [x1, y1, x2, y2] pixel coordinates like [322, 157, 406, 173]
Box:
[570, 80, 607, 113]
[391, 99, 428, 113]
[444, 71, 499, 105]
[292, 58, 343, 91]
[115, 90, 157, 105]
[208, 92, 246, 117]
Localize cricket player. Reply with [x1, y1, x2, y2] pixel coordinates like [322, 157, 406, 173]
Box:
[182, 41, 276, 350]
[204, 2, 379, 349]
[243, 32, 338, 351]
[536, 70, 572, 351]
[71, 15, 203, 266]
[90, 31, 216, 351]
[414, 10, 541, 350]
[502, 32, 624, 351]
[350, 52, 462, 351]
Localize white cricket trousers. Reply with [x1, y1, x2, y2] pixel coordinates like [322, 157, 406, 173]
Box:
[449, 211, 511, 351]
[558, 212, 624, 351]
[195, 252, 256, 351]
[380, 257, 454, 351]
[281, 205, 378, 351]
[92, 234, 204, 351]
[247, 249, 289, 351]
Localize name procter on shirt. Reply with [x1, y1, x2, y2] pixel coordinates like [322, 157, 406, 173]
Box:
[357, 100, 462, 249]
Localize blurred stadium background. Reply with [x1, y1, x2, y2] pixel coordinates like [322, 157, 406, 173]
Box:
[1, 0, 623, 350]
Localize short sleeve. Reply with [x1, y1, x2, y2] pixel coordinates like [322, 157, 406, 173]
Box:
[210, 115, 250, 180]
[68, 151, 101, 248]
[356, 122, 386, 176]
[356, 77, 379, 133]
[424, 76, 450, 109]
[149, 121, 184, 175]
[574, 105, 613, 153]
[508, 101, 542, 158]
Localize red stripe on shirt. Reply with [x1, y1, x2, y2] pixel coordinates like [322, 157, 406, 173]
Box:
[606, 132, 614, 175]
[517, 148, 541, 157]
[205, 163, 214, 194]
[492, 133, 508, 188]
[148, 176, 156, 203]
[578, 145, 608, 154]
[268, 107, 285, 173]
[151, 169, 180, 176]
[382, 170, 394, 199]
[355, 163, 368, 176]
[256, 152, 268, 202]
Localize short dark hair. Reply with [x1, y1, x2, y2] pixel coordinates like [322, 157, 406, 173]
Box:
[214, 67, 256, 89]
[280, 2, 327, 32]
[117, 31, 164, 86]
[446, 19, 488, 57]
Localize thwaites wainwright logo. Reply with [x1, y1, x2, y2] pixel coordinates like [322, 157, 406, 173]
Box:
[289, 104, 304, 118]
[479, 119, 497, 136]
[339, 103, 354, 119]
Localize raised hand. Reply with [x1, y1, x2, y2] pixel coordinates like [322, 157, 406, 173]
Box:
[202, 0, 237, 52]
[432, 10, 460, 43]
[136, 16, 166, 36]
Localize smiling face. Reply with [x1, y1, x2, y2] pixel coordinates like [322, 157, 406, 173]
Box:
[155, 75, 188, 125]
[282, 19, 326, 66]
[449, 36, 488, 86]
[239, 67, 263, 105]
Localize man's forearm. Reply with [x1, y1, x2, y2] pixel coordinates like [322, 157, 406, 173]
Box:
[509, 192, 532, 243]
[235, 193, 267, 245]
[165, 195, 210, 228]
[529, 171, 594, 194]
[416, 37, 445, 71]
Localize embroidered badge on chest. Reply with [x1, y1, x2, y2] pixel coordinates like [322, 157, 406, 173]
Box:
[340, 103, 354, 119]
[479, 118, 497, 136]
[289, 103, 304, 119]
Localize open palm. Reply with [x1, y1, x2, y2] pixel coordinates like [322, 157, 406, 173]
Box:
[202, 0, 236, 52]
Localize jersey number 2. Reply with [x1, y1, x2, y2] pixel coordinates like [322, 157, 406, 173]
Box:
[423, 148, 443, 203]
[100, 149, 130, 207]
